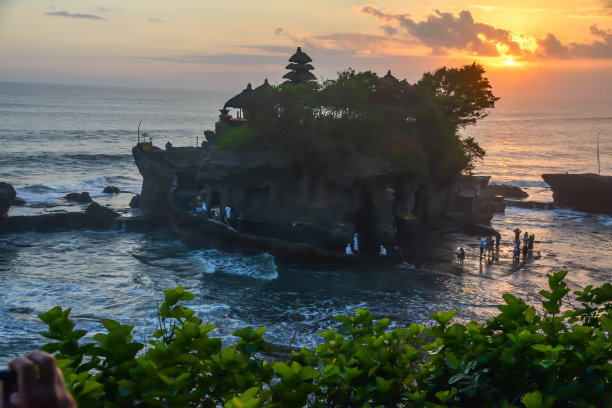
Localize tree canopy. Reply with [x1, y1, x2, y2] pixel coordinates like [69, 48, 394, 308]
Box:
[215, 63, 498, 180]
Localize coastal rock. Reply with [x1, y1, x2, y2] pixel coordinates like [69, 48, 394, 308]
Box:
[487, 183, 528, 198]
[0, 182, 17, 216]
[505, 200, 555, 210]
[13, 197, 26, 206]
[542, 173, 612, 214]
[65, 192, 93, 204]
[133, 146, 495, 254]
[85, 202, 119, 218]
[464, 223, 500, 238]
[0, 210, 159, 234]
[103, 186, 121, 194]
[129, 194, 140, 208]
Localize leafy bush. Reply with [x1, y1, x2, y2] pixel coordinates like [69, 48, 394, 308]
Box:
[213, 124, 261, 152]
[39, 271, 612, 407]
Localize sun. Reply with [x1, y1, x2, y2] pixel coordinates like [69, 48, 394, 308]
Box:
[505, 57, 517, 66]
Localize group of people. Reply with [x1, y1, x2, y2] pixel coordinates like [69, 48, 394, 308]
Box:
[513, 228, 535, 262]
[345, 233, 387, 256]
[479, 235, 500, 258]
[456, 228, 536, 267]
[195, 199, 235, 226]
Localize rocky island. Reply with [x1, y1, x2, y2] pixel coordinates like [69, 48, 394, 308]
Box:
[132, 48, 501, 263]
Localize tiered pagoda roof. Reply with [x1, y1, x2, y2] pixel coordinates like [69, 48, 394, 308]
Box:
[283, 47, 316, 83]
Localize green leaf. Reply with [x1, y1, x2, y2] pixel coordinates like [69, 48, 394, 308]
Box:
[521, 390, 543, 408]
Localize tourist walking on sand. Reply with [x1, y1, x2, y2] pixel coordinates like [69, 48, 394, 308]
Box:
[523, 232, 529, 247]
[457, 247, 465, 268]
[495, 233, 501, 248]
[514, 228, 521, 244]
[346, 243, 354, 255]
[480, 238, 485, 258]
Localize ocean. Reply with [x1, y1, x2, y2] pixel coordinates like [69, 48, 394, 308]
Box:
[1, 81, 611, 364]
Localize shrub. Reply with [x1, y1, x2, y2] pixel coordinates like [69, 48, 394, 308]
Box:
[39, 271, 612, 407]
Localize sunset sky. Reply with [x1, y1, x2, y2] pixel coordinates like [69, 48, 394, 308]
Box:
[0, 1, 610, 101]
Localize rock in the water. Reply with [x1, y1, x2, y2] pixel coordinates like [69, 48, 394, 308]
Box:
[103, 186, 121, 194]
[542, 173, 612, 215]
[487, 184, 528, 198]
[85, 202, 119, 218]
[464, 223, 499, 237]
[13, 197, 26, 206]
[0, 182, 16, 216]
[65, 192, 93, 203]
[129, 194, 140, 208]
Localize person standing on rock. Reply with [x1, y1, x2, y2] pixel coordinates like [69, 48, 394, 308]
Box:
[225, 204, 232, 224]
[480, 238, 485, 258]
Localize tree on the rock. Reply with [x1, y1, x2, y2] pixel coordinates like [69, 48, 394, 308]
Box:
[417, 62, 499, 128]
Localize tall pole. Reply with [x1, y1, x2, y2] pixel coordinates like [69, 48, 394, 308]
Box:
[138, 121, 141, 144]
[597, 130, 601, 175]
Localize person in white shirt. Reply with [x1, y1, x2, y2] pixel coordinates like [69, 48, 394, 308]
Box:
[345, 244, 353, 255]
[379, 246, 387, 256]
[225, 205, 231, 223]
[353, 233, 359, 253]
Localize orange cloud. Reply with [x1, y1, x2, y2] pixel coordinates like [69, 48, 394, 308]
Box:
[356, 5, 612, 60]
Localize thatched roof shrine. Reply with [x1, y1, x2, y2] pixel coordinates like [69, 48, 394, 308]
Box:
[224, 83, 253, 108]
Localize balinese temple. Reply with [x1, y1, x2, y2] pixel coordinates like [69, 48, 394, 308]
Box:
[283, 47, 316, 83]
[221, 83, 253, 121]
[254, 78, 272, 92]
[383, 70, 397, 81]
[218, 48, 315, 128]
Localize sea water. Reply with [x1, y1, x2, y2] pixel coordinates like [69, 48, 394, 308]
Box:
[1, 81, 611, 363]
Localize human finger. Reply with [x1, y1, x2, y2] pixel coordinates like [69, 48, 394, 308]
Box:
[26, 351, 56, 386]
[7, 357, 37, 394]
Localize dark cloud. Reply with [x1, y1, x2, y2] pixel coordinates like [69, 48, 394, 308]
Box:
[149, 18, 164, 23]
[537, 25, 612, 59]
[46, 10, 105, 20]
[358, 6, 519, 56]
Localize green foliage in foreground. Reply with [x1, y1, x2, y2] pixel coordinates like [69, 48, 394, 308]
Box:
[39, 271, 612, 407]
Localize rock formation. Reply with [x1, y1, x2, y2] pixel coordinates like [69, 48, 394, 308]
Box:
[487, 184, 528, 198]
[133, 145, 495, 254]
[542, 173, 612, 214]
[0, 182, 16, 216]
[103, 186, 121, 194]
[65, 192, 93, 203]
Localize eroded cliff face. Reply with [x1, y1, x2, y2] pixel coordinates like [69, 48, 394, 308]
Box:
[133, 145, 481, 252]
